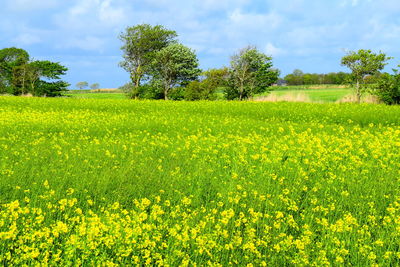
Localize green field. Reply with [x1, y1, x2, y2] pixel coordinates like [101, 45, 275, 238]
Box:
[1, 96, 400, 265]
[256, 85, 354, 102]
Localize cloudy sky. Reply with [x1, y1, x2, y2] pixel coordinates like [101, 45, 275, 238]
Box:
[1, 0, 399, 88]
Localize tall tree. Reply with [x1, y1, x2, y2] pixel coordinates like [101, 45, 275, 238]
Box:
[152, 43, 201, 100]
[119, 24, 178, 93]
[341, 49, 391, 103]
[227, 46, 278, 100]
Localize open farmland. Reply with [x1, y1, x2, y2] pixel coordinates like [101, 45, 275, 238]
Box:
[1, 96, 400, 265]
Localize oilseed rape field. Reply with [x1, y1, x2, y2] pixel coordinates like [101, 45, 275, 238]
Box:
[1, 96, 400, 266]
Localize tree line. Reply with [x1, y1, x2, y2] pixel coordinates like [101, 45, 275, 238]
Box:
[283, 70, 352, 86]
[0, 48, 69, 96]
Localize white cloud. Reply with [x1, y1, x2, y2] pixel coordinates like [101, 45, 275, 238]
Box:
[99, 0, 127, 25]
[229, 9, 282, 30]
[265, 42, 284, 57]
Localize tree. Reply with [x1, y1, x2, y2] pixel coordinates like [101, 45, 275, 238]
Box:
[119, 24, 178, 93]
[76, 81, 88, 90]
[227, 46, 278, 100]
[28, 60, 69, 96]
[0, 47, 30, 93]
[372, 67, 400, 105]
[341, 49, 391, 103]
[90, 83, 100, 90]
[152, 43, 201, 100]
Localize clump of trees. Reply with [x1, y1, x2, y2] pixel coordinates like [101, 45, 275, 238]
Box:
[76, 81, 100, 90]
[0, 47, 69, 96]
[119, 24, 278, 100]
[284, 70, 352, 86]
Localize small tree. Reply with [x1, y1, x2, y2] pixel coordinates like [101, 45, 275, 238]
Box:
[227, 46, 278, 100]
[152, 43, 201, 100]
[76, 81, 88, 90]
[90, 83, 100, 90]
[341, 49, 391, 103]
[119, 24, 178, 90]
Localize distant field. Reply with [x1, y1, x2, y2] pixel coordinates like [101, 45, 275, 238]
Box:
[256, 85, 369, 103]
[1, 97, 400, 265]
[67, 85, 358, 102]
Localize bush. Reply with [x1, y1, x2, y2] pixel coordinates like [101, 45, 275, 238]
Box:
[184, 81, 217, 101]
[372, 72, 400, 105]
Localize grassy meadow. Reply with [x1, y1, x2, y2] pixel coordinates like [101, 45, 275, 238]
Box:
[1, 96, 400, 265]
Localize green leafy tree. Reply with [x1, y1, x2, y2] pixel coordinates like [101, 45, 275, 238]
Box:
[29, 60, 69, 96]
[341, 49, 391, 103]
[90, 83, 100, 90]
[372, 67, 400, 105]
[227, 46, 278, 100]
[76, 81, 88, 90]
[119, 24, 178, 94]
[152, 43, 201, 100]
[0, 47, 30, 93]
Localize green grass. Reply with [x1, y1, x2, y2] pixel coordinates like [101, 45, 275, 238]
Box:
[66, 92, 127, 99]
[268, 88, 352, 102]
[1, 96, 400, 265]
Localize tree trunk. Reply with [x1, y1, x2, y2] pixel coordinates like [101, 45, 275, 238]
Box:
[164, 84, 169, 100]
[356, 79, 361, 104]
[239, 80, 244, 101]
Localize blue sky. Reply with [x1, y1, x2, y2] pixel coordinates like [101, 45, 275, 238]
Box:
[1, 0, 399, 88]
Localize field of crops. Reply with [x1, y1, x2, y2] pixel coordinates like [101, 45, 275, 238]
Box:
[1, 96, 400, 265]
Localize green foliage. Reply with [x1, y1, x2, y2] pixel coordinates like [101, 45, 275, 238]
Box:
[119, 24, 178, 88]
[341, 49, 391, 103]
[0, 47, 30, 93]
[0, 47, 69, 96]
[372, 69, 400, 105]
[184, 68, 228, 101]
[226, 46, 278, 100]
[284, 70, 352, 86]
[120, 81, 164, 100]
[152, 43, 201, 100]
